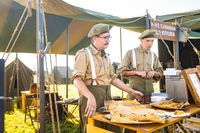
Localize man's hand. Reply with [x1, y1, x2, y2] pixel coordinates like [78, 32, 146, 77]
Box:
[73, 77, 97, 117]
[136, 71, 146, 78]
[85, 95, 97, 117]
[131, 90, 144, 101]
[146, 71, 155, 79]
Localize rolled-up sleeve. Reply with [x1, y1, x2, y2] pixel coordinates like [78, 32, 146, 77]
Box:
[71, 50, 87, 81]
[117, 50, 133, 76]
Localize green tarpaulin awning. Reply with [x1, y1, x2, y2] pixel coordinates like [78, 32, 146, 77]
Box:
[189, 31, 200, 39]
[0, 0, 147, 55]
[156, 9, 200, 39]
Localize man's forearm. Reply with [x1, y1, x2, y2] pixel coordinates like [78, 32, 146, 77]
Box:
[73, 77, 94, 99]
[111, 77, 135, 94]
[123, 70, 138, 77]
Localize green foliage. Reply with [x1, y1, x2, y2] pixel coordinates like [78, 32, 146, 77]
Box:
[5, 109, 38, 133]
[5, 107, 80, 133]
[46, 121, 80, 133]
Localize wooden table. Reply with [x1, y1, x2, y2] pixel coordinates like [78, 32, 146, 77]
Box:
[21, 90, 53, 112]
[88, 104, 200, 133]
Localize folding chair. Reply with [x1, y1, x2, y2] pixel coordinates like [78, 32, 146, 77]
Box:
[24, 93, 38, 126]
[56, 98, 79, 124]
[45, 92, 63, 121]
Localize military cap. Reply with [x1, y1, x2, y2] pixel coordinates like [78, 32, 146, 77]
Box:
[138, 29, 156, 39]
[88, 23, 110, 38]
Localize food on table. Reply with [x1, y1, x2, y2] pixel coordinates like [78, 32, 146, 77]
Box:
[174, 110, 185, 115]
[156, 110, 166, 114]
[104, 99, 147, 112]
[105, 109, 165, 124]
[151, 100, 190, 109]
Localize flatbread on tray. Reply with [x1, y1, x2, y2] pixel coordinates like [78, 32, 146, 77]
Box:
[104, 109, 166, 124]
[150, 100, 190, 110]
[104, 100, 147, 112]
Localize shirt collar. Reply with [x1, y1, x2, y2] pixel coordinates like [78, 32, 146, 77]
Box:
[89, 44, 101, 55]
[89, 44, 108, 57]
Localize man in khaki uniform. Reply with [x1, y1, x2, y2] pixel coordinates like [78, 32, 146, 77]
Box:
[117, 29, 163, 103]
[72, 23, 143, 132]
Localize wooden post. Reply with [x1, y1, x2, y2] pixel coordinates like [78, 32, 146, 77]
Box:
[119, 28, 124, 98]
[36, 0, 45, 132]
[0, 59, 5, 133]
[66, 26, 69, 99]
[173, 25, 180, 69]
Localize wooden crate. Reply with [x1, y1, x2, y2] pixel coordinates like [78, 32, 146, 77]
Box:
[182, 68, 200, 106]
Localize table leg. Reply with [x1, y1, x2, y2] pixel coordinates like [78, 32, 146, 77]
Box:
[120, 128, 125, 133]
[177, 121, 190, 133]
[63, 104, 79, 124]
[71, 104, 78, 113]
[22, 93, 26, 112]
[168, 124, 174, 133]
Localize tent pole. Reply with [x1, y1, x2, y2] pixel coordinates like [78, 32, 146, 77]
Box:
[119, 28, 123, 98]
[66, 26, 69, 99]
[16, 53, 19, 97]
[0, 59, 5, 133]
[36, 0, 45, 132]
[173, 26, 180, 69]
[55, 54, 58, 92]
[146, 9, 151, 29]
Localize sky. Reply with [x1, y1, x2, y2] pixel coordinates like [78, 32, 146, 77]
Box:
[63, 0, 200, 63]
[1, 0, 200, 71]
[64, 0, 200, 18]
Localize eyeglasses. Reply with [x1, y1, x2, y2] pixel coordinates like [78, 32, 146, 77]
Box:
[145, 39, 154, 43]
[97, 35, 112, 40]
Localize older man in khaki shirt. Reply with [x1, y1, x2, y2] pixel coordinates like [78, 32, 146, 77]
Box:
[117, 29, 163, 104]
[72, 23, 143, 132]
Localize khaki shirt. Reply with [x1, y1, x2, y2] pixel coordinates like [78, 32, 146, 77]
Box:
[117, 46, 163, 96]
[72, 44, 116, 86]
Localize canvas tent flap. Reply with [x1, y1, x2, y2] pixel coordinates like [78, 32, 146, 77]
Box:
[189, 31, 200, 39]
[16, 0, 146, 32]
[5, 58, 33, 97]
[50, 20, 95, 54]
[0, 0, 147, 55]
[0, 0, 68, 53]
[156, 9, 200, 22]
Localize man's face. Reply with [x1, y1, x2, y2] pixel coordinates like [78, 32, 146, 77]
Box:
[140, 38, 154, 51]
[93, 32, 111, 50]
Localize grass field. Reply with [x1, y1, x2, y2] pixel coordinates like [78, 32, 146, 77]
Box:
[4, 101, 80, 133]
[5, 112, 79, 133]
[5, 83, 160, 132]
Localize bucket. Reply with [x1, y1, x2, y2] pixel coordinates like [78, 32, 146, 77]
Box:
[5, 97, 14, 112]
